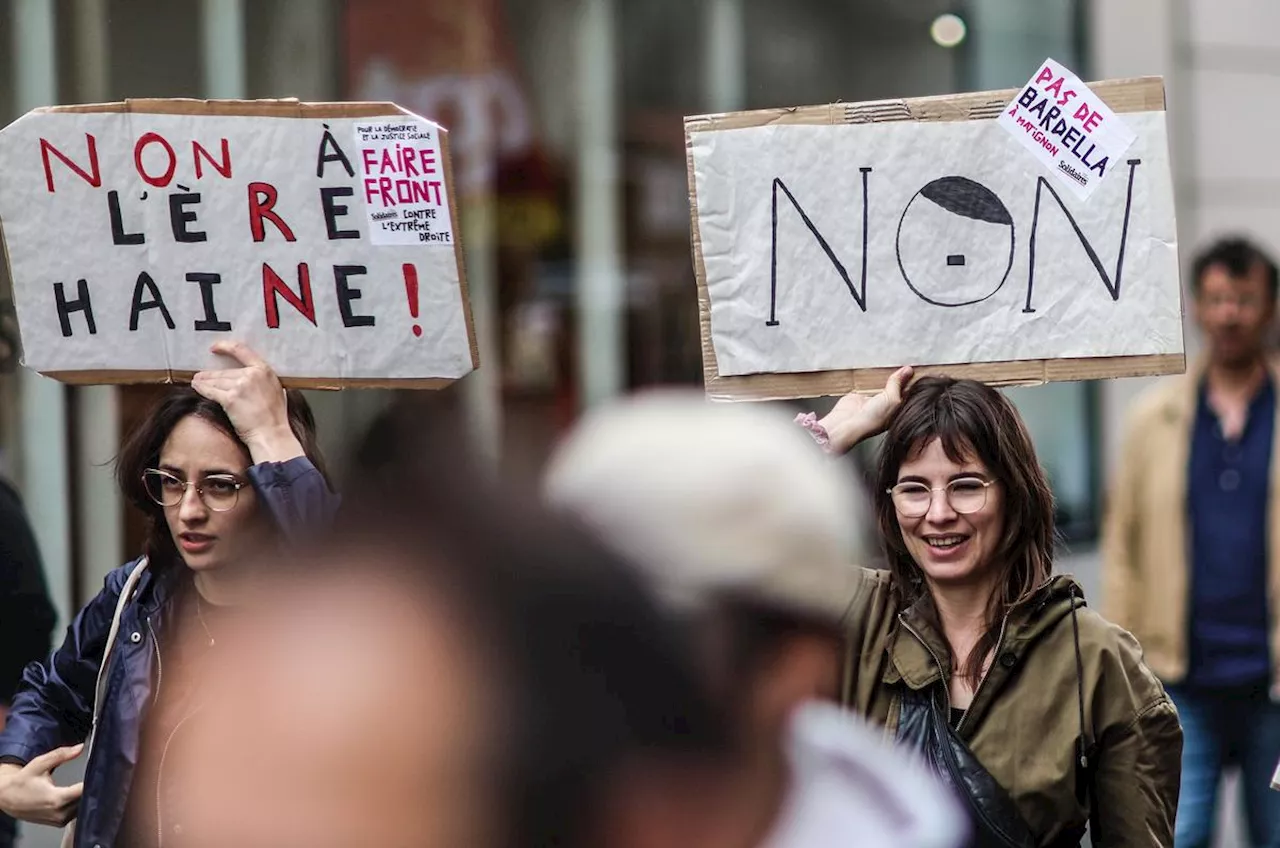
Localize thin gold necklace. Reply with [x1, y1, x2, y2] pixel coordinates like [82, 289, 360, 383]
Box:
[195, 591, 216, 648]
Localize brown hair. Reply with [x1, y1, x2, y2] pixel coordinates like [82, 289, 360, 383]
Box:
[873, 377, 1055, 684]
[115, 387, 329, 570]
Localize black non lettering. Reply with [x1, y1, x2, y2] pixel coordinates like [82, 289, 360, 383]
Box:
[766, 169, 872, 326]
[316, 126, 355, 178]
[188, 272, 232, 331]
[1023, 160, 1142, 313]
[169, 192, 207, 243]
[320, 187, 360, 240]
[129, 271, 175, 331]
[334, 265, 375, 327]
[107, 191, 145, 245]
[53, 279, 97, 337]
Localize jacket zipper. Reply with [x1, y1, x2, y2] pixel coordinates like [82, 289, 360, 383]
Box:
[931, 693, 1029, 848]
[148, 616, 162, 704]
[899, 613, 1030, 847]
[899, 616, 952, 713]
[155, 706, 203, 848]
[897, 611, 1011, 735]
[956, 614, 1009, 735]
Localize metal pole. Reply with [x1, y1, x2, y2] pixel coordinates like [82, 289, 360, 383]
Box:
[462, 201, 502, 464]
[14, 0, 73, 628]
[574, 0, 625, 409]
[706, 0, 746, 112]
[68, 0, 124, 594]
[201, 0, 247, 100]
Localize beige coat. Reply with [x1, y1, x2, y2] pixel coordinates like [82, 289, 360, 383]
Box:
[1101, 358, 1280, 685]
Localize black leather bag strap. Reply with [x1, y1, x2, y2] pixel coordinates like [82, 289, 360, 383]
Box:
[1068, 588, 1102, 846]
[897, 685, 1038, 848]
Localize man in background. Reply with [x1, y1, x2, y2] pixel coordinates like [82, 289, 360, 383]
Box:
[1104, 236, 1280, 847]
[0, 477, 56, 848]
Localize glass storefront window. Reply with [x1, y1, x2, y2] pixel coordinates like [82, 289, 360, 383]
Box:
[341, 0, 1102, 537]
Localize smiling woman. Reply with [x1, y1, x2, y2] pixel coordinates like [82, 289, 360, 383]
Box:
[0, 341, 338, 848]
[794, 372, 1181, 847]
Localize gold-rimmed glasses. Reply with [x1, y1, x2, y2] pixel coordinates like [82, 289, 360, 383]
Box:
[887, 477, 995, 519]
[142, 469, 245, 512]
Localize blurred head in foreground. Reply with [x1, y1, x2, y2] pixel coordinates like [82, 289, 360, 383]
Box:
[544, 390, 871, 737]
[176, 435, 729, 848]
[542, 391, 968, 848]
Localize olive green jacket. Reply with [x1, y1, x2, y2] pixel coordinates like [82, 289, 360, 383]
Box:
[840, 571, 1181, 847]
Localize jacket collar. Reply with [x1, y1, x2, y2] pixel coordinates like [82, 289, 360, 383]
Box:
[1158, 354, 1280, 424]
[881, 575, 1086, 690]
[132, 561, 185, 617]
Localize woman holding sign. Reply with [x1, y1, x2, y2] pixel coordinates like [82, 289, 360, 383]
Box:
[0, 341, 337, 848]
[795, 369, 1181, 847]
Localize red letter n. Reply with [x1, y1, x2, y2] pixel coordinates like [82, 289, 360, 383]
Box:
[263, 263, 316, 328]
[41, 135, 101, 193]
[248, 182, 296, 242]
[193, 138, 233, 180]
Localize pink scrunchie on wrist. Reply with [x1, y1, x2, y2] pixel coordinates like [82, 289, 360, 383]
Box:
[794, 412, 834, 454]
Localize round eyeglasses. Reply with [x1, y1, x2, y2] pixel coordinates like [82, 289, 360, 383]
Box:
[887, 477, 995, 518]
[142, 469, 245, 512]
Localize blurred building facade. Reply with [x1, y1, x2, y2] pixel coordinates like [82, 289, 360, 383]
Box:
[0, 0, 1255, 633]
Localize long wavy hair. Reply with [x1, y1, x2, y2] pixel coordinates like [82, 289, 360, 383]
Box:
[873, 377, 1056, 684]
[115, 387, 329, 571]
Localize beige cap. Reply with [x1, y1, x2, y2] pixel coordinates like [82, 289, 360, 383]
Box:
[543, 390, 871, 624]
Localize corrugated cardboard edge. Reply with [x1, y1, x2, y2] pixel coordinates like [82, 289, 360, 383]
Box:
[7, 98, 477, 390]
[684, 76, 1185, 401]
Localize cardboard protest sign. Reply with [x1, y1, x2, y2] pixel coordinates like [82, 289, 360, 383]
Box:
[0, 99, 477, 389]
[685, 76, 1183, 402]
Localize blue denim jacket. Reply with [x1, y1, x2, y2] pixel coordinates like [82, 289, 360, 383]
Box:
[0, 457, 337, 848]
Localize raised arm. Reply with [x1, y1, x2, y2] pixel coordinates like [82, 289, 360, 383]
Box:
[192, 341, 339, 534]
[191, 340, 305, 465]
[798, 366, 915, 455]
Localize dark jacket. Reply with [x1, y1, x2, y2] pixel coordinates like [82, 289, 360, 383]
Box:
[841, 572, 1182, 847]
[0, 477, 56, 706]
[0, 457, 336, 848]
[0, 479, 56, 848]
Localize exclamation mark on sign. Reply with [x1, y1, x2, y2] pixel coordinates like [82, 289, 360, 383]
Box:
[403, 263, 422, 338]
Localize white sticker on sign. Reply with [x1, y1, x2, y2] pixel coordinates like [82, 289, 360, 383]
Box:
[997, 58, 1137, 201]
[354, 119, 455, 246]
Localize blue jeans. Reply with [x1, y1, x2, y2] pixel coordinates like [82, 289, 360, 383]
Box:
[1167, 682, 1280, 848]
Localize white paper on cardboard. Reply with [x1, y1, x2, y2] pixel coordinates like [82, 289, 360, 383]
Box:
[689, 110, 1181, 378]
[0, 108, 473, 383]
[354, 118, 455, 247]
[997, 58, 1138, 201]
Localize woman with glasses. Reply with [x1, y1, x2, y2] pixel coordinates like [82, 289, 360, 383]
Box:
[797, 369, 1181, 847]
[0, 341, 336, 848]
